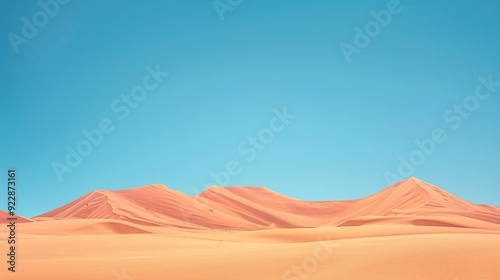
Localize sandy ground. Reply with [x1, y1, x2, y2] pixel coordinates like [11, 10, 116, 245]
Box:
[1, 224, 499, 280]
[1, 178, 499, 279]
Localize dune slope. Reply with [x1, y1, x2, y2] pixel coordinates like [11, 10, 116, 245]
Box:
[32, 178, 500, 231]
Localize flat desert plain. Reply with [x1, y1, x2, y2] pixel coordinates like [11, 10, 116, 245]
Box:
[1, 178, 499, 280]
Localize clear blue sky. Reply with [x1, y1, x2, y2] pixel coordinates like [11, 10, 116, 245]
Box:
[1, 0, 499, 217]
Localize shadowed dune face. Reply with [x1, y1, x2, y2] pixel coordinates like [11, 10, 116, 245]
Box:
[5, 178, 500, 280]
[195, 186, 356, 228]
[0, 210, 33, 223]
[33, 184, 356, 230]
[328, 177, 500, 229]
[31, 177, 500, 232]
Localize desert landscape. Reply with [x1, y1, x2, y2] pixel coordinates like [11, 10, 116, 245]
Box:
[1, 177, 499, 280]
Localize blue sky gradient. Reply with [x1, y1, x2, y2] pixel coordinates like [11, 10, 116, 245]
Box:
[1, 0, 500, 217]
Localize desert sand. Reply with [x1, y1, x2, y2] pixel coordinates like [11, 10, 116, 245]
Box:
[1, 177, 499, 279]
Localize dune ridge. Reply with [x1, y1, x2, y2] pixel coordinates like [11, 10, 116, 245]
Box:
[0, 210, 33, 223]
[29, 177, 500, 233]
[2, 178, 500, 280]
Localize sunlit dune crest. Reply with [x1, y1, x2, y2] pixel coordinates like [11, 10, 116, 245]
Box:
[2, 178, 499, 280]
[30, 177, 500, 232]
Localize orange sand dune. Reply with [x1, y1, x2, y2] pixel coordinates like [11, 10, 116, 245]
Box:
[34, 184, 281, 230]
[34, 177, 500, 232]
[18, 219, 154, 235]
[328, 177, 500, 227]
[1, 226, 498, 280]
[2, 178, 499, 280]
[18, 218, 500, 238]
[195, 186, 356, 228]
[34, 185, 202, 227]
[34, 184, 356, 230]
[0, 210, 33, 223]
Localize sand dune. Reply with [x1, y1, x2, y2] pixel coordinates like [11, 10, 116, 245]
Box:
[1, 227, 498, 280]
[32, 177, 500, 232]
[0, 210, 33, 223]
[195, 186, 356, 228]
[34, 185, 209, 228]
[328, 177, 500, 228]
[34, 184, 356, 230]
[1, 177, 499, 280]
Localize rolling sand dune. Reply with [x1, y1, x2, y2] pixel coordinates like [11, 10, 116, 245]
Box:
[34, 177, 500, 231]
[196, 186, 356, 228]
[34, 184, 357, 230]
[1, 177, 499, 279]
[1, 227, 499, 280]
[328, 177, 500, 229]
[0, 210, 33, 223]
